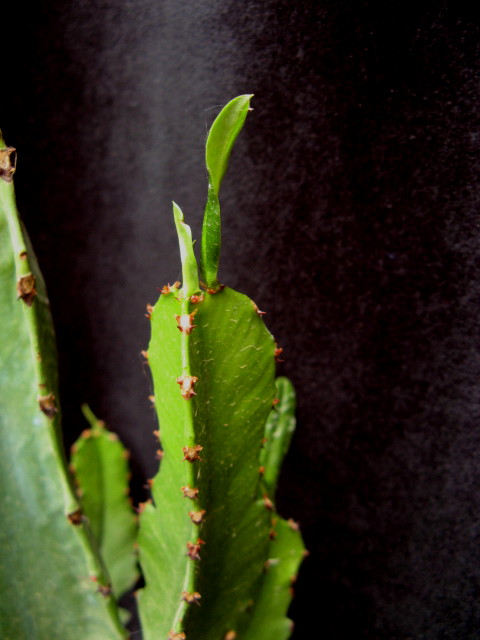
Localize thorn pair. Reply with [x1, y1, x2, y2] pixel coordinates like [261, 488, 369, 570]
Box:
[177, 375, 198, 399]
[186, 538, 205, 560]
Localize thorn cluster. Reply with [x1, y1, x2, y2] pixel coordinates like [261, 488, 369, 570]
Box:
[189, 510, 206, 525]
[16, 273, 37, 306]
[182, 445, 203, 463]
[181, 590, 201, 605]
[38, 393, 58, 419]
[176, 375, 198, 399]
[175, 310, 198, 334]
[160, 281, 181, 294]
[186, 539, 205, 561]
[181, 486, 199, 499]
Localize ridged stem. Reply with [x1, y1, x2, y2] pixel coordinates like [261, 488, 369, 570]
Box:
[172, 201, 201, 633]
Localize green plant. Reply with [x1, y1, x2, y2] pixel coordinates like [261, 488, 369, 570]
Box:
[0, 95, 305, 640]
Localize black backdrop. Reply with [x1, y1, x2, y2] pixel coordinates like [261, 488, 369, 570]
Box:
[2, 2, 480, 638]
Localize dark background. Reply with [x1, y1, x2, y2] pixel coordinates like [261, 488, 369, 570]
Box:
[2, 1, 480, 638]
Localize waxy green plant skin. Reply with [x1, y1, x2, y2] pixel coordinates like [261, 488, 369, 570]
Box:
[70, 405, 139, 600]
[0, 96, 304, 640]
[0, 139, 127, 640]
[137, 96, 305, 640]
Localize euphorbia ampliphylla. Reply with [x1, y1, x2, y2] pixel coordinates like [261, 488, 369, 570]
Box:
[137, 96, 305, 640]
[0, 96, 305, 640]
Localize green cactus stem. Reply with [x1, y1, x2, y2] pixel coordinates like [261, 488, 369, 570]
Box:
[0, 137, 126, 640]
[259, 377, 297, 499]
[137, 97, 305, 640]
[70, 405, 139, 600]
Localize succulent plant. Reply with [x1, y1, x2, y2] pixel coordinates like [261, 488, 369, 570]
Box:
[0, 95, 305, 640]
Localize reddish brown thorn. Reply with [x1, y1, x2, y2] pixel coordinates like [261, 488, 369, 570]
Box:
[145, 303, 153, 319]
[186, 538, 205, 560]
[168, 632, 186, 640]
[200, 281, 225, 294]
[181, 590, 202, 605]
[176, 375, 198, 399]
[153, 429, 160, 440]
[16, 273, 36, 306]
[38, 393, 58, 419]
[189, 293, 204, 304]
[140, 349, 149, 363]
[274, 345, 284, 362]
[160, 281, 181, 295]
[122, 449, 131, 461]
[0, 146, 16, 182]
[252, 300, 266, 316]
[175, 309, 198, 334]
[272, 397, 280, 407]
[145, 478, 154, 490]
[269, 529, 277, 540]
[148, 395, 156, 407]
[19, 250, 27, 261]
[181, 486, 199, 499]
[287, 518, 300, 531]
[67, 509, 83, 525]
[97, 583, 112, 597]
[189, 509, 206, 525]
[263, 495, 274, 511]
[156, 449, 164, 460]
[136, 499, 152, 515]
[258, 466, 265, 476]
[182, 445, 203, 463]
[224, 632, 237, 640]
[261, 437, 268, 445]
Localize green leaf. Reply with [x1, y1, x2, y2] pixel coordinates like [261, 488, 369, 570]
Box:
[205, 94, 253, 195]
[260, 377, 297, 499]
[70, 405, 139, 599]
[0, 138, 126, 639]
[201, 95, 253, 290]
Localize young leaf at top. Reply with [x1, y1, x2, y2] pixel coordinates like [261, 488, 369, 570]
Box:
[201, 94, 253, 290]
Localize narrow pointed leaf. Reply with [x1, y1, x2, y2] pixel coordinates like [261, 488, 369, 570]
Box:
[70, 405, 139, 599]
[201, 95, 253, 289]
[0, 138, 126, 639]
